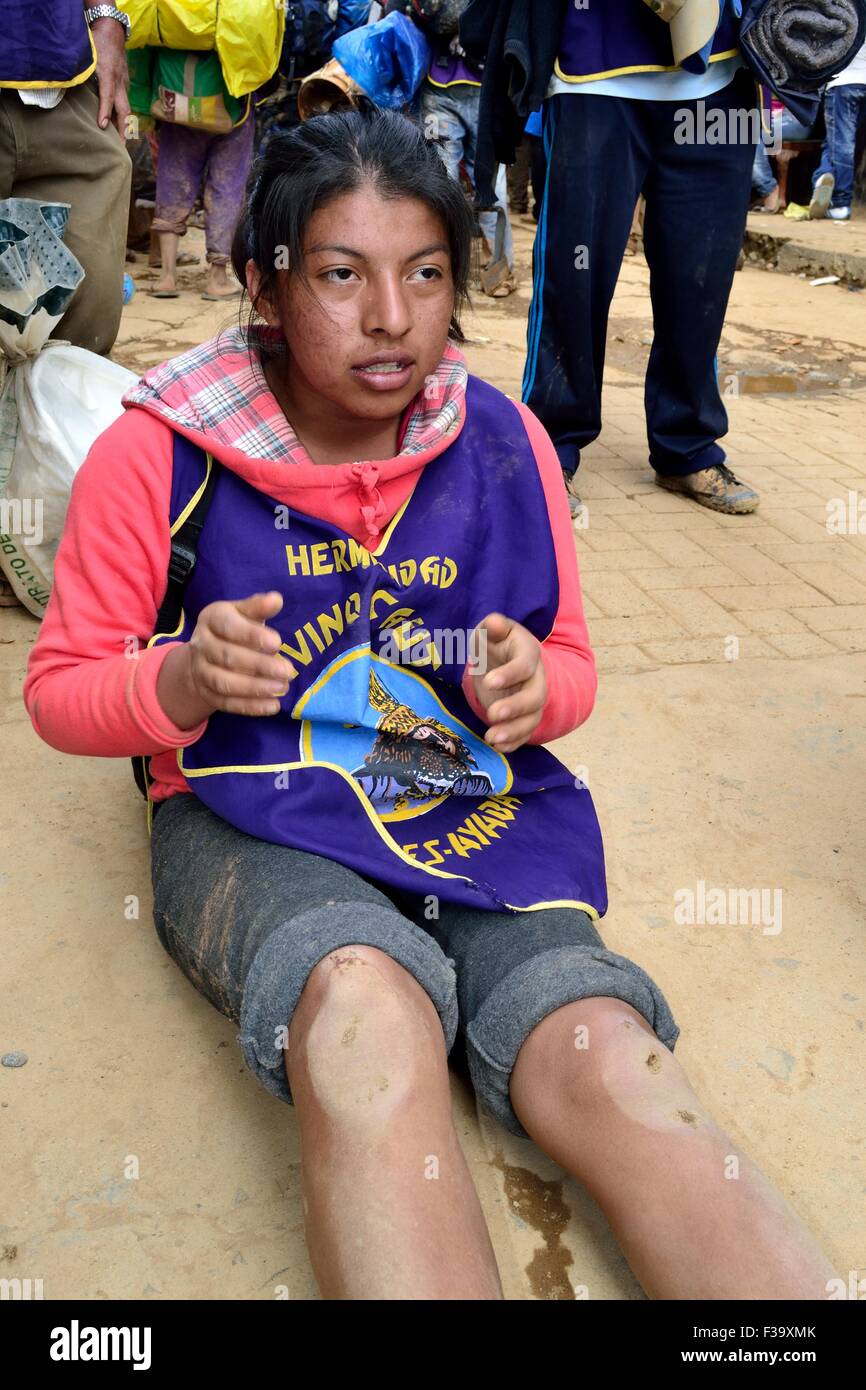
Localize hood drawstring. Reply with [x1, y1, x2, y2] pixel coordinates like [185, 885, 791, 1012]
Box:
[351, 460, 387, 544]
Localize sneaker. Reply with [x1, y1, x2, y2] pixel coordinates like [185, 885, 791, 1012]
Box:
[655, 462, 759, 514]
[809, 172, 835, 219]
[828, 206, 852, 221]
[563, 472, 585, 519]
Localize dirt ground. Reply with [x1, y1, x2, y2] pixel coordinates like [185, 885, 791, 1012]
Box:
[2, 214, 865, 1300]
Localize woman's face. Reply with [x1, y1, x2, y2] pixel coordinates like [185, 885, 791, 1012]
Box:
[253, 184, 457, 423]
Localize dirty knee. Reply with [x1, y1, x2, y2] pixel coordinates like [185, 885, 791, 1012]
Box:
[293, 944, 442, 1118]
[522, 998, 706, 1131]
[520, 999, 653, 1073]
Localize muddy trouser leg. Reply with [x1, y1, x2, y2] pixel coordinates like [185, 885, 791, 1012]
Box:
[151, 120, 213, 245]
[149, 795, 459, 1105]
[0, 82, 132, 356]
[201, 116, 255, 264]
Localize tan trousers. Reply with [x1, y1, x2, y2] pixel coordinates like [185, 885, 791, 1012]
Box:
[0, 78, 132, 355]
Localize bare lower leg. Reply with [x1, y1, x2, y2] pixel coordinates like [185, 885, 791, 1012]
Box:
[154, 232, 178, 293]
[286, 947, 503, 1300]
[511, 1001, 838, 1300]
[149, 229, 199, 269]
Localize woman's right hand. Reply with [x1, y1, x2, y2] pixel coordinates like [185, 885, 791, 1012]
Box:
[157, 591, 296, 729]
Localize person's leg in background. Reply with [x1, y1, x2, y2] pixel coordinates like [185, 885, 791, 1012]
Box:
[625, 195, 645, 256]
[522, 92, 648, 509]
[751, 123, 780, 207]
[812, 85, 866, 219]
[642, 72, 760, 512]
[0, 81, 131, 355]
[488, 164, 515, 275]
[420, 84, 466, 183]
[812, 88, 842, 217]
[150, 120, 210, 296]
[457, 85, 515, 290]
[755, 107, 817, 213]
[507, 133, 530, 213]
[527, 131, 546, 221]
[201, 113, 255, 298]
[421, 85, 513, 293]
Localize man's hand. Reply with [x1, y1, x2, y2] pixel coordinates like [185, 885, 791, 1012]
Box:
[90, 16, 130, 135]
[468, 611, 547, 754]
[157, 592, 296, 730]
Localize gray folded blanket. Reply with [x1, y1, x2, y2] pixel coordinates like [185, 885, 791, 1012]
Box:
[747, 0, 861, 86]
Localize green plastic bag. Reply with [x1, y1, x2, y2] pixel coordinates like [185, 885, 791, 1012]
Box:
[151, 50, 246, 132]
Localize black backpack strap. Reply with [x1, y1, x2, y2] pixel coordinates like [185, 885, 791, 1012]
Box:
[154, 452, 220, 636]
[133, 452, 221, 803]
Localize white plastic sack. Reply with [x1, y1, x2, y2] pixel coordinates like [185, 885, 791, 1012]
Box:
[0, 346, 136, 616]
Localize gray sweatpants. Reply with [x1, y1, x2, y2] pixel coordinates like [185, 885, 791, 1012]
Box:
[150, 793, 679, 1139]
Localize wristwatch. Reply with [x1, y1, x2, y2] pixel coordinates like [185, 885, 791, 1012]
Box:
[84, 5, 132, 41]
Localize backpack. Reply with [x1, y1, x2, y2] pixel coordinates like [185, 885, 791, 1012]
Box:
[281, 0, 340, 79]
[150, 50, 248, 133]
[132, 456, 221, 800]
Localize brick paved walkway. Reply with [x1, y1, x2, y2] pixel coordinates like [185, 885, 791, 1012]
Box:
[571, 387, 866, 672]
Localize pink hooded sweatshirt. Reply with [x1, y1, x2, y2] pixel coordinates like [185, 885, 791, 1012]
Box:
[23, 330, 597, 802]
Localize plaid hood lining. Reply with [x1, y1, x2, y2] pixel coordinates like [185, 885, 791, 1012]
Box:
[121, 324, 469, 468]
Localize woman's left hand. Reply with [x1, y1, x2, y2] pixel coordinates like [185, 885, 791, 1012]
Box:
[468, 612, 547, 754]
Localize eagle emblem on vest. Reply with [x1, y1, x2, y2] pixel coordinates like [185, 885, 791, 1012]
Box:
[352, 668, 494, 812]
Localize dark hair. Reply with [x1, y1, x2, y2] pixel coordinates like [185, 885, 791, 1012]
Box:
[231, 98, 477, 344]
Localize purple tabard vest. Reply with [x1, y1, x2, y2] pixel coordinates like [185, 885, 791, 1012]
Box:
[427, 39, 481, 88]
[1, 0, 95, 87]
[150, 377, 608, 918]
[556, 0, 740, 82]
